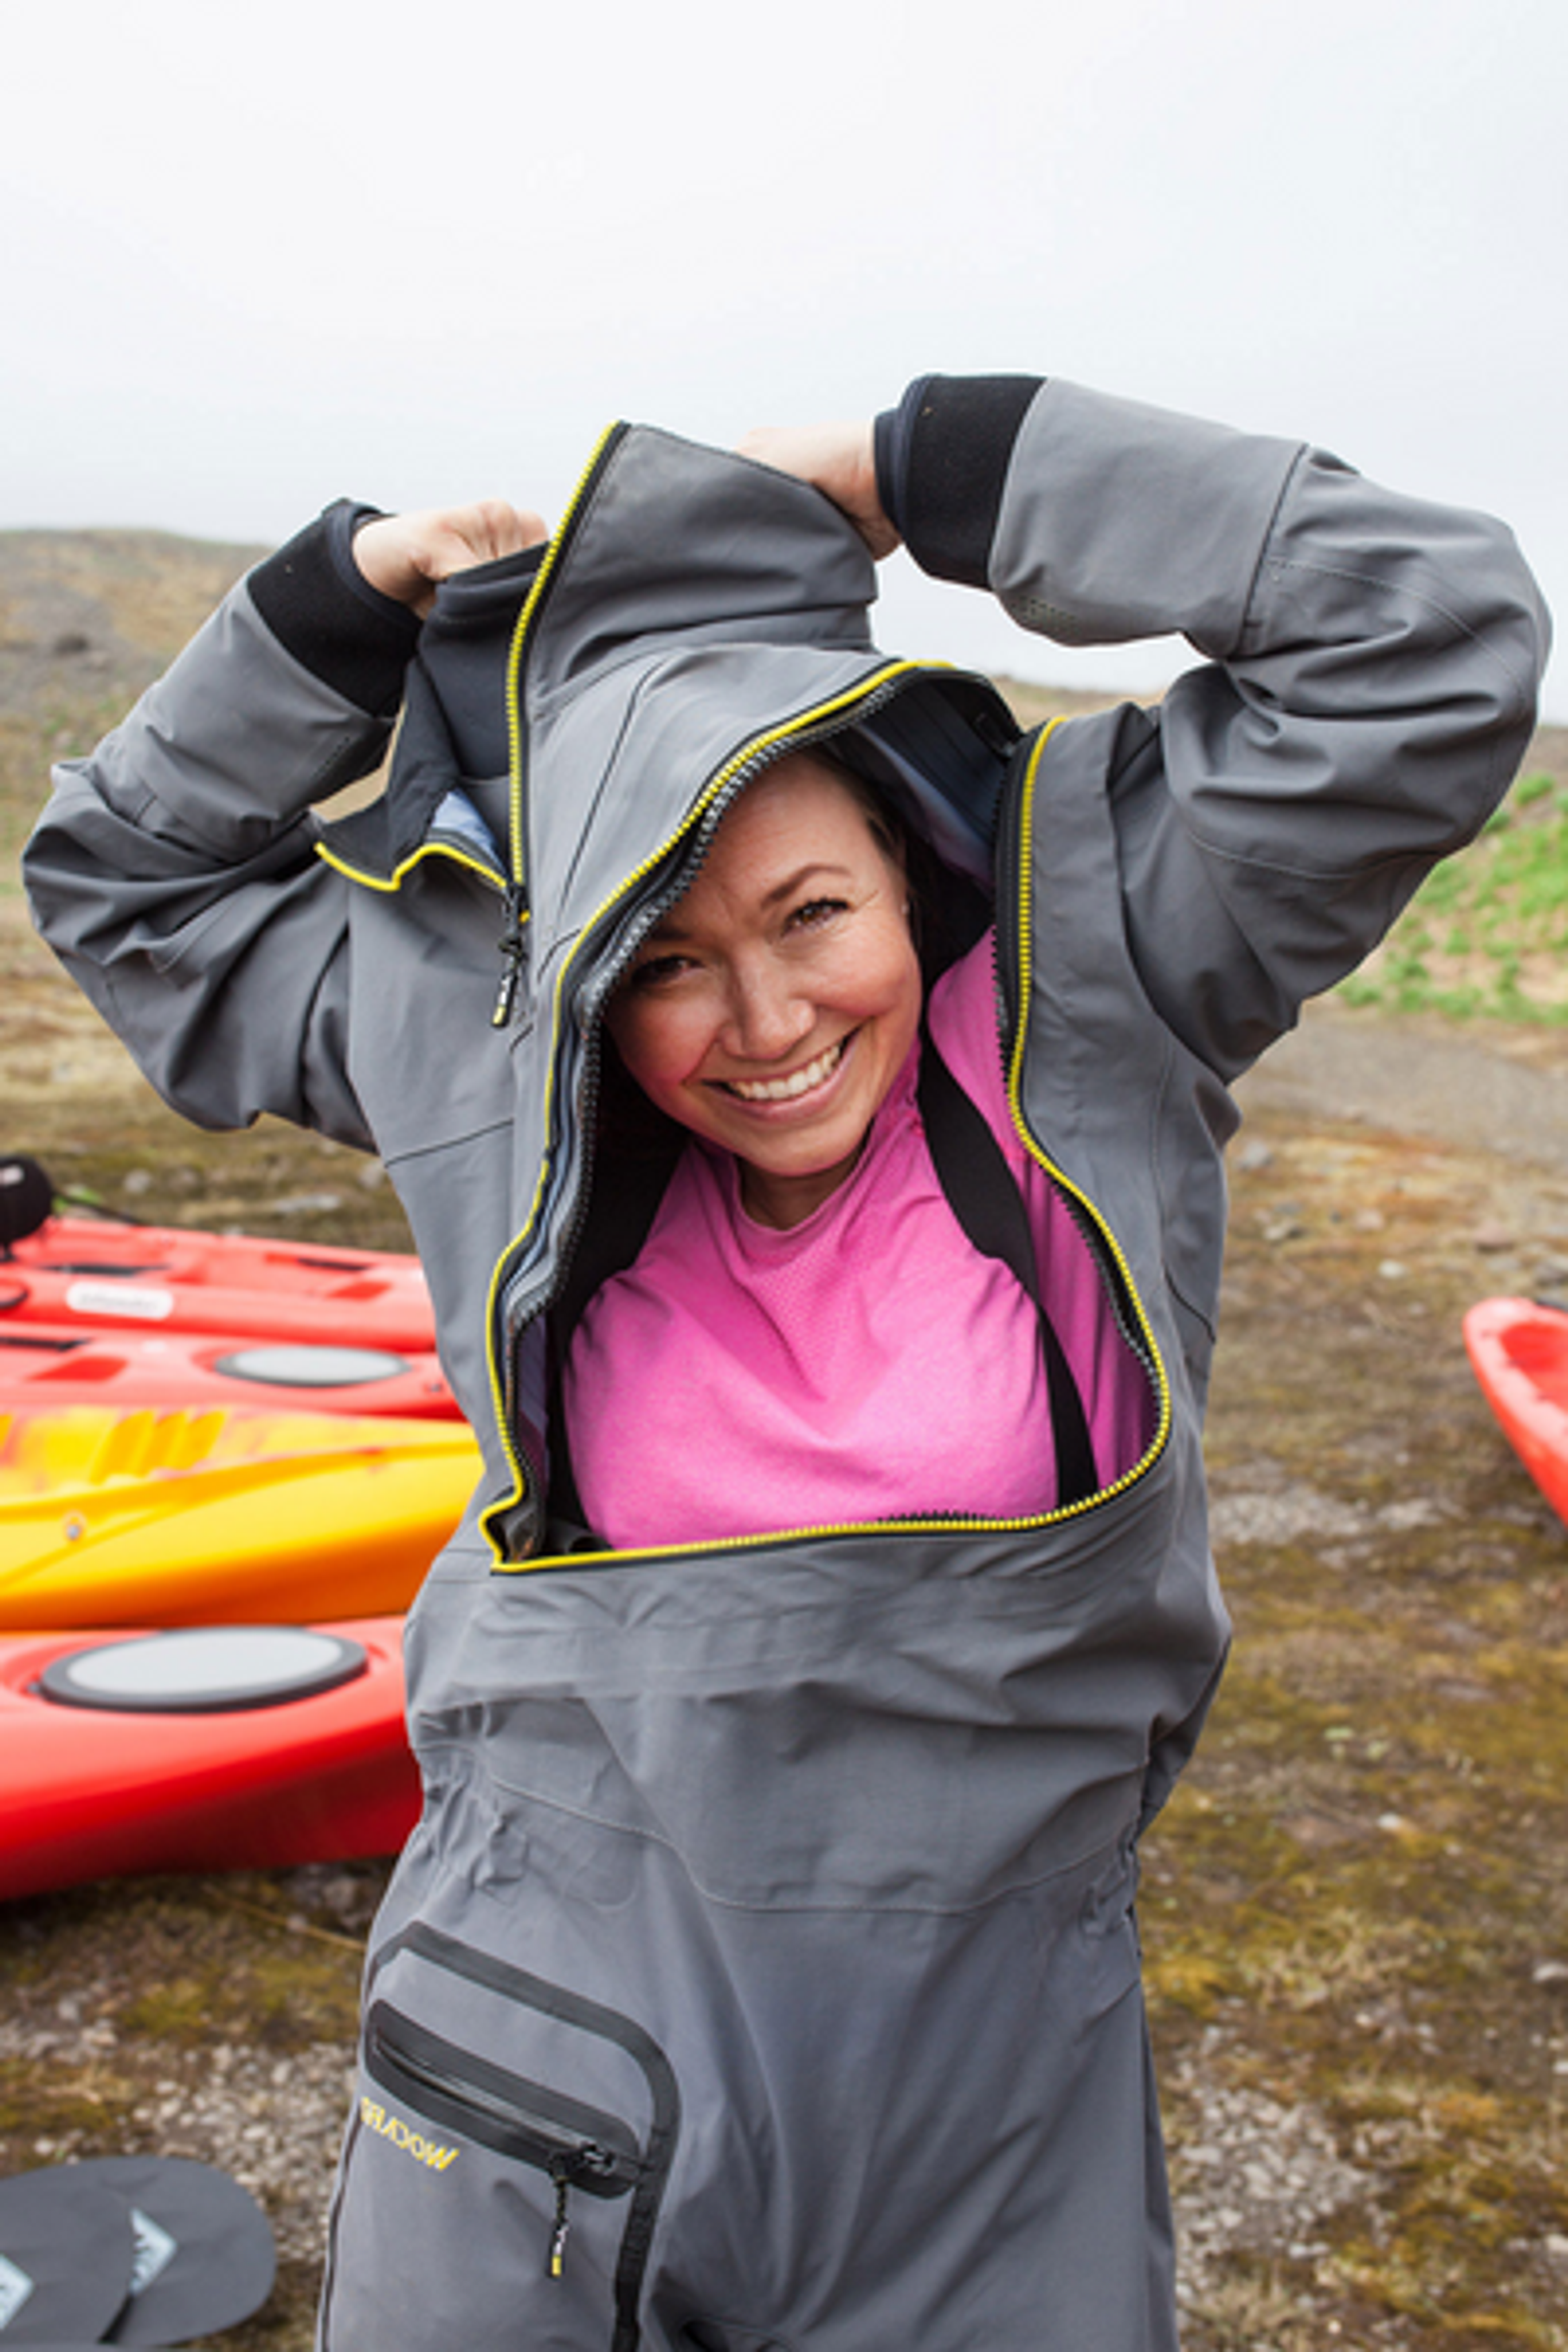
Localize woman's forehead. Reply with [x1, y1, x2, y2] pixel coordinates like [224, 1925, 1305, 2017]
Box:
[637, 755, 901, 943]
[708, 754, 890, 871]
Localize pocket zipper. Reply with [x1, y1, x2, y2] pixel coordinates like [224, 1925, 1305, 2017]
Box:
[366, 2000, 641, 2278]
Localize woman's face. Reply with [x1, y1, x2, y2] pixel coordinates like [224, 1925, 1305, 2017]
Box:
[605, 754, 922, 1229]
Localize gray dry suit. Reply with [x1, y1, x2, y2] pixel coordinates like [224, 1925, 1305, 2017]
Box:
[24, 379, 1548, 2352]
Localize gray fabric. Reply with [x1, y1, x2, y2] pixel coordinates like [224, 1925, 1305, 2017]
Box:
[23, 385, 1548, 2351]
[993, 382, 1547, 1076]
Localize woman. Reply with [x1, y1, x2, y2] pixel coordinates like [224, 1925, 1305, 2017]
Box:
[25, 380, 1548, 2350]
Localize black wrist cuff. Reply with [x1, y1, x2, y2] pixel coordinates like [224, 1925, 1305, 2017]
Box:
[883, 375, 1044, 587]
[249, 501, 421, 717]
[873, 403, 911, 539]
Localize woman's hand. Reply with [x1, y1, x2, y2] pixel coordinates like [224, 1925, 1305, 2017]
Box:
[353, 500, 550, 614]
[736, 422, 900, 560]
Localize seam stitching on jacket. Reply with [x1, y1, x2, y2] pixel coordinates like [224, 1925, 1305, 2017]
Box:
[1232, 442, 1310, 659]
[1262, 550, 1539, 725]
[1148, 1031, 1219, 1345]
[379, 1113, 515, 1168]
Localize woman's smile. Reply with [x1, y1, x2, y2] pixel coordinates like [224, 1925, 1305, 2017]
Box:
[716, 1029, 853, 1106]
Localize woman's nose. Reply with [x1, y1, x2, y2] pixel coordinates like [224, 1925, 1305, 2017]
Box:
[722, 963, 814, 1060]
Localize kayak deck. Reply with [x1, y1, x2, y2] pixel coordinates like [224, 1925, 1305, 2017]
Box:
[0, 1406, 481, 1625]
[2, 1215, 435, 1352]
[0, 1615, 417, 1901]
[0, 1320, 457, 1418]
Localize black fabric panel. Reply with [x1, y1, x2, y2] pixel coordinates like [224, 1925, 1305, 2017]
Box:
[249, 501, 420, 718]
[895, 375, 1045, 589]
[916, 1027, 1098, 1506]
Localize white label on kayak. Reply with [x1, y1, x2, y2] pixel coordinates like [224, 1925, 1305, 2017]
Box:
[64, 1281, 175, 1322]
[0, 2255, 35, 2328]
[128, 2206, 179, 2294]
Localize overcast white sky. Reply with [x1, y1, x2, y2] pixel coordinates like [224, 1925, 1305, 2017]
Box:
[7, 0, 1565, 712]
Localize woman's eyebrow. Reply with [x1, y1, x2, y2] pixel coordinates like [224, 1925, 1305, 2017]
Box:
[649, 863, 856, 944]
[757, 862, 855, 909]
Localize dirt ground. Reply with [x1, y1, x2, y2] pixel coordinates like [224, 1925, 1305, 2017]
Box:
[3, 849, 1567, 2344]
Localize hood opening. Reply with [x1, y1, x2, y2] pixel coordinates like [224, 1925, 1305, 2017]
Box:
[584, 673, 1017, 1181]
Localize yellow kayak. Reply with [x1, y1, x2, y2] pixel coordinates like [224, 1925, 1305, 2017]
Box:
[0, 1406, 481, 1627]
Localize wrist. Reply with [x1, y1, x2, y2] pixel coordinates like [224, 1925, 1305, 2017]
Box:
[882, 375, 1045, 587]
[249, 501, 421, 717]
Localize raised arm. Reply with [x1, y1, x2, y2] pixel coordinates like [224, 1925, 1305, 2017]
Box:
[746, 377, 1551, 1074]
[23, 498, 543, 1142]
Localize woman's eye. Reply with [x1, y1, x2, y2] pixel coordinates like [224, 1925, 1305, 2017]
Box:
[626, 953, 690, 990]
[788, 897, 849, 931]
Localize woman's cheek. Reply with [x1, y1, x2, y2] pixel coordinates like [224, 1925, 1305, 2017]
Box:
[608, 994, 704, 1101]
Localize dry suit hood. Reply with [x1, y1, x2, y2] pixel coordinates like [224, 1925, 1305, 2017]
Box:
[333, 423, 1023, 993]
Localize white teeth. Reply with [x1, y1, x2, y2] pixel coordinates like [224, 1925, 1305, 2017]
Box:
[727, 1038, 845, 1103]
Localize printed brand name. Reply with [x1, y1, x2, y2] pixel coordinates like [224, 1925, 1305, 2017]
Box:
[360, 2096, 459, 2171]
[65, 1281, 174, 1322]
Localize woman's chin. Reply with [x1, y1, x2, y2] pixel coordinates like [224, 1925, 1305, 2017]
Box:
[735, 1131, 871, 1229]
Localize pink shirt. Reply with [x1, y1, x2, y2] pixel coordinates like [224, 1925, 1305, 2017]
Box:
[564, 935, 1150, 1550]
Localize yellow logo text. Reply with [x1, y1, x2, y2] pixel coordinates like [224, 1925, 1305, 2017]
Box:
[360, 2096, 459, 2172]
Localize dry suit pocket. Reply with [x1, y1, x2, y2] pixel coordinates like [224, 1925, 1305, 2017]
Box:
[323, 1920, 679, 2352]
[365, 2004, 644, 2259]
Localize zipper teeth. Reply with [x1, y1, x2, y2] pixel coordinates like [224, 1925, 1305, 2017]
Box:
[1001, 719, 1172, 1463]
[478, 423, 633, 1508]
[504, 423, 627, 894]
[518, 674, 928, 1311]
[1000, 942, 1147, 1374]
[480, 662, 933, 1554]
[374, 2029, 625, 2175]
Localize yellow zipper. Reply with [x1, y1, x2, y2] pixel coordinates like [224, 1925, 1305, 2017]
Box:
[479, 659, 932, 1562]
[998, 719, 1172, 1509]
[503, 422, 626, 893]
[316, 839, 509, 896]
[486, 706, 1168, 1571]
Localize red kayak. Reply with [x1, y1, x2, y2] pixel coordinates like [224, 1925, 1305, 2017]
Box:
[1463, 1296, 1568, 1523]
[0, 1616, 418, 1902]
[1, 1213, 435, 1352]
[0, 1319, 457, 1419]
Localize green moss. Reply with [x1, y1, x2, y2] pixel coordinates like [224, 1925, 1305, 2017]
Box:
[114, 1928, 362, 2050]
[0, 2071, 140, 2140]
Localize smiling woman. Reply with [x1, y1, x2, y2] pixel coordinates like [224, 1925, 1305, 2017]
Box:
[604, 753, 922, 1229]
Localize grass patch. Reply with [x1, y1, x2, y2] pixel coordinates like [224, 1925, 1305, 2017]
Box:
[1341, 751, 1568, 1022]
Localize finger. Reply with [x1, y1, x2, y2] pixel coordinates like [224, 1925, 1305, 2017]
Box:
[462, 499, 550, 561]
[430, 502, 549, 575]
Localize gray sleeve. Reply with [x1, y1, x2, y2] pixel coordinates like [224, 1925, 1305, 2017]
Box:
[991, 380, 1551, 1075]
[22, 577, 394, 1146]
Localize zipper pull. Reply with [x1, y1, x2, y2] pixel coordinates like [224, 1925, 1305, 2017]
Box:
[492, 886, 528, 1029]
[547, 2157, 572, 2279]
